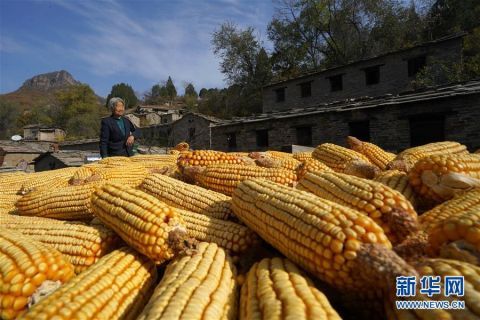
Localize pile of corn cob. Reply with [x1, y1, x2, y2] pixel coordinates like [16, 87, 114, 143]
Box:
[1, 138, 479, 320]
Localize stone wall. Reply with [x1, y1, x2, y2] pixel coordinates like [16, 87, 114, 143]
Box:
[212, 93, 480, 153]
[138, 113, 215, 149]
[263, 37, 463, 113]
[170, 113, 212, 149]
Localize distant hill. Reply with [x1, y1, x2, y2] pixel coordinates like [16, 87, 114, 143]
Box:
[0, 70, 102, 110]
[20, 70, 81, 91]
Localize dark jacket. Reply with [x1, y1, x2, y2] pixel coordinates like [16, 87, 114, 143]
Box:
[99, 116, 136, 158]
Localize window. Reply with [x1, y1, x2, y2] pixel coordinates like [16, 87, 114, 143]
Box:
[408, 56, 426, 77]
[409, 114, 445, 147]
[299, 82, 312, 98]
[275, 88, 285, 102]
[227, 132, 237, 150]
[296, 126, 312, 146]
[256, 129, 269, 148]
[328, 75, 343, 92]
[188, 127, 196, 141]
[349, 121, 370, 142]
[364, 66, 380, 85]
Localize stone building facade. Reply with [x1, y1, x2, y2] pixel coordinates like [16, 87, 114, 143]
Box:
[23, 125, 66, 141]
[138, 112, 224, 149]
[263, 34, 464, 113]
[212, 80, 480, 153]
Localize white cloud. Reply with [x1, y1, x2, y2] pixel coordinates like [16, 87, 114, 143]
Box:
[50, 0, 273, 92]
[0, 36, 25, 53]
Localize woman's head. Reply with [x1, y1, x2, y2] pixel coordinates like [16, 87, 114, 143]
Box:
[108, 97, 125, 117]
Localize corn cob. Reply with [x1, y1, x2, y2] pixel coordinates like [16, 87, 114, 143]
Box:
[0, 171, 26, 182]
[255, 156, 302, 171]
[175, 208, 259, 254]
[130, 154, 178, 163]
[386, 259, 480, 319]
[297, 172, 419, 244]
[0, 227, 75, 320]
[409, 153, 480, 204]
[232, 179, 419, 293]
[173, 141, 190, 151]
[16, 183, 99, 220]
[184, 164, 297, 196]
[387, 141, 468, 172]
[139, 173, 233, 220]
[293, 151, 313, 162]
[296, 158, 334, 180]
[249, 151, 293, 160]
[137, 242, 237, 320]
[91, 183, 194, 263]
[0, 214, 120, 273]
[347, 136, 396, 170]
[240, 257, 341, 320]
[18, 167, 78, 195]
[312, 143, 374, 173]
[19, 247, 157, 320]
[0, 194, 21, 213]
[178, 150, 250, 171]
[419, 189, 480, 257]
[168, 149, 180, 155]
[85, 163, 150, 187]
[343, 160, 380, 179]
[374, 170, 419, 209]
[228, 152, 250, 157]
[97, 156, 132, 165]
[69, 166, 97, 185]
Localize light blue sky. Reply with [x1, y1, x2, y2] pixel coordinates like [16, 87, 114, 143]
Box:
[0, 0, 275, 97]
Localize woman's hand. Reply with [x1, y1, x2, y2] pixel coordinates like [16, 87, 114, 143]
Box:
[126, 135, 135, 146]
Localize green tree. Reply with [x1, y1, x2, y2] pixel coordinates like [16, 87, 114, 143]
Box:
[212, 22, 272, 115]
[425, 0, 480, 39]
[105, 83, 138, 108]
[413, 27, 480, 87]
[267, 0, 426, 77]
[0, 100, 20, 139]
[199, 88, 208, 98]
[165, 76, 177, 101]
[55, 84, 104, 139]
[184, 83, 198, 97]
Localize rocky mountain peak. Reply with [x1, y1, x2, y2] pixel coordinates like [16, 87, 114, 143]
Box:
[20, 70, 81, 91]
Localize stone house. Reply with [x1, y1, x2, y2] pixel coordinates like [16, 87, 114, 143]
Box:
[138, 112, 225, 149]
[33, 151, 100, 172]
[169, 112, 224, 149]
[124, 114, 141, 128]
[263, 33, 465, 113]
[0, 141, 51, 171]
[23, 124, 66, 141]
[211, 80, 480, 153]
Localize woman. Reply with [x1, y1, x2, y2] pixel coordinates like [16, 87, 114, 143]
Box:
[99, 97, 136, 158]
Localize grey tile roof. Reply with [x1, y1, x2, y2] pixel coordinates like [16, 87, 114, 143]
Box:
[214, 79, 480, 127]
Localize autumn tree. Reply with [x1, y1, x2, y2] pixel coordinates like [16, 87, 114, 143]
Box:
[105, 83, 138, 108]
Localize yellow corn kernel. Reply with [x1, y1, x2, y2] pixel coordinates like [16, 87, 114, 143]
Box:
[312, 143, 373, 173]
[91, 183, 192, 263]
[0, 227, 75, 320]
[297, 172, 418, 244]
[409, 153, 480, 204]
[0, 214, 119, 273]
[139, 173, 233, 220]
[137, 242, 236, 320]
[19, 247, 157, 320]
[240, 257, 341, 320]
[347, 136, 396, 170]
